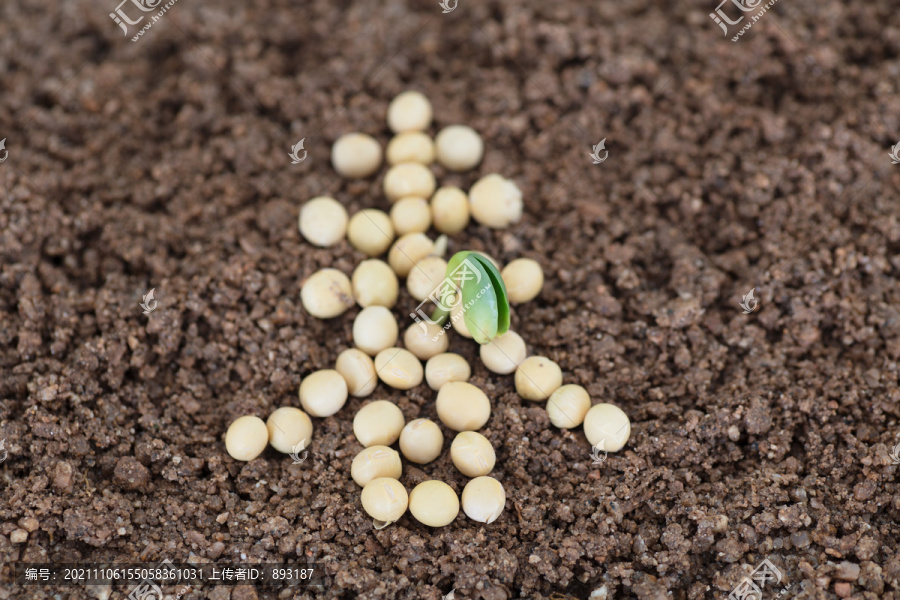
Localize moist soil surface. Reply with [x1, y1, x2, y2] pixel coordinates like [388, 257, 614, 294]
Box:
[2, 0, 900, 599]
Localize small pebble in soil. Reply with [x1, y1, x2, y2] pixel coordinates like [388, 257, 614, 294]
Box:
[390, 196, 432, 235]
[353, 400, 405, 447]
[361, 477, 408, 526]
[387, 90, 433, 133]
[406, 256, 448, 302]
[480, 330, 527, 375]
[468, 173, 522, 228]
[266, 407, 313, 454]
[388, 233, 435, 278]
[300, 268, 355, 318]
[352, 259, 399, 308]
[583, 403, 631, 452]
[352, 306, 399, 356]
[298, 196, 348, 247]
[403, 321, 449, 360]
[383, 162, 436, 202]
[351, 446, 403, 487]
[424, 352, 471, 390]
[335, 348, 378, 398]
[450, 431, 496, 477]
[386, 131, 435, 165]
[435, 125, 484, 172]
[430, 186, 470, 234]
[331, 132, 382, 179]
[10, 529, 28, 544]
[347, 209, 395, 257]
[409, 480, 459, 527]
[461, 476, 506, 524]
[399, 418, 444, 464]
[374, 348, 425, 390]
[501, 258, 544, 304]
[546, 384, 592, 429]
[436, 381, 491, 432]
[515, 356, 563, 401]
[225, 416, 269, 462]
[298, 369, 348, 417]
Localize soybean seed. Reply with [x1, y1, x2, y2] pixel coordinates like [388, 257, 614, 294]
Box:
[425, 352, 471, 390]
[583, 403, 631, 452]
[515, 356, 563, 402]
[352, 306, 399, 356]
[501, 258, 544, 304]
[469, 173, 523, 229]
[353, 400, 405, 447]
[386, 131, 435, 165]
[225, 416, 268, 462]
[436, 381, 491, 432]
[347, 209, 395, 257]
[479, 330, 527, 375]
[387, 90, 433, 133]
[298, 196, 348, 247]
[388, 233, 434, 278]
[450, 302, 473, 339]
[461, 476, 506, 524]
[399, 418, 444, 464]
[390, 197, 432, 236]
[266, 407, 313, 454]
[351, 446, 403, 487]
[450, 431, 496, 477]
[409, 480, 459, 527]
[374, 348, 424, 390]
[335, 348, 377, 398]
[384, 162, 436, 203]
[298, 369, 348, 417]
[331, 132, 382, 179]
[361, 477, 408, 526]
[352, 259, 399, 308]
[435, 125, 484, 172]
[403, 321, 449, 361]
[300, 269, 354, 319]
[546, 384, 591, 429]
[406, 256, 448, 301]
[430, 186, 470, 234]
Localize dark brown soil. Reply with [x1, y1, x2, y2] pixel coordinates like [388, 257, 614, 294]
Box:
[2, 0, 900, 599]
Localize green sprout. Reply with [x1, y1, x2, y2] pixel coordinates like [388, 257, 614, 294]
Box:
[431, 251, 510, 344]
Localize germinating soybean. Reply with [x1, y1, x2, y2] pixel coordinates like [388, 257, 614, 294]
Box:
[266, 407, 313, 454]
[347, 209, 395, 257]
[583, 403, 631, 452]
[225, 416, 268, 462]
[299, 196, 348, 248]
[450, 431, 496, 477]
[436, 381, 491, 432]
[352, 306, 399, 356]
[480, 330, 527, 375]
[501, 258, 544, 304]
[430, 186, 470, 234]
[353, 400, 405, 448]
[409, 480, 459, 527]
[387, 90, 433, 133]
[469, 173, 523, 229]
[374, 348, 424, 390]
[352, 259, 399, 308]
[546, 384, 591, 429]
[387, 131, 435, 165]
[399, 418, 444, 464]
[300, 269, 354, 319]
[335, 348, 378, 398]
[403, 321, 449, 360]
[298, 369, 348, 417]
[351, 446, 403, 487]
[332, 132, 382, 179]
[390, 197, 432, 236]
[515, 356, 563, 402]
[361, 477, 408, 526]
[461, 476, 506, 524]
[435, 125, 484, 172]
[384, 162, 436, 203]
[425, 352, 471, 390]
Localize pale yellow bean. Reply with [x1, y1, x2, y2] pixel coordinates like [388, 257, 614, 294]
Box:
[546, 384, 591, 429]
[353, 400, 406, 447]
[335, 348, 377, 398]
[332, 133, 382, 179]
[425, 353, 471, 390]
[300, 269, 354, 319]
[225, 416, 268, 462]
[515, 356, 563, 401]
[450, 431, 495, 477]
[479, 330, 527, 375]
[351, 446, 403, 487]
[408, 480, 459, 527]
[347, 209, 395, 257]
[461, 476, 506, 524]
[399, 419, 444, 464]
[352, 306, 399, 356]
[361, 477, 408, 525]
[374, 348, 424, 390]
[298, 370, 348, 417]
[469, 174, 522, 228]
[435, 381, 491, 432]
[583, 403, 631, 452]
[266, 407, 313, 454]
[352, 259, 399, 308]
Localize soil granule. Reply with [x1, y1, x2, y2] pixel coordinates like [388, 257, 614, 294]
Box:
[2, 0, 900, 599]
